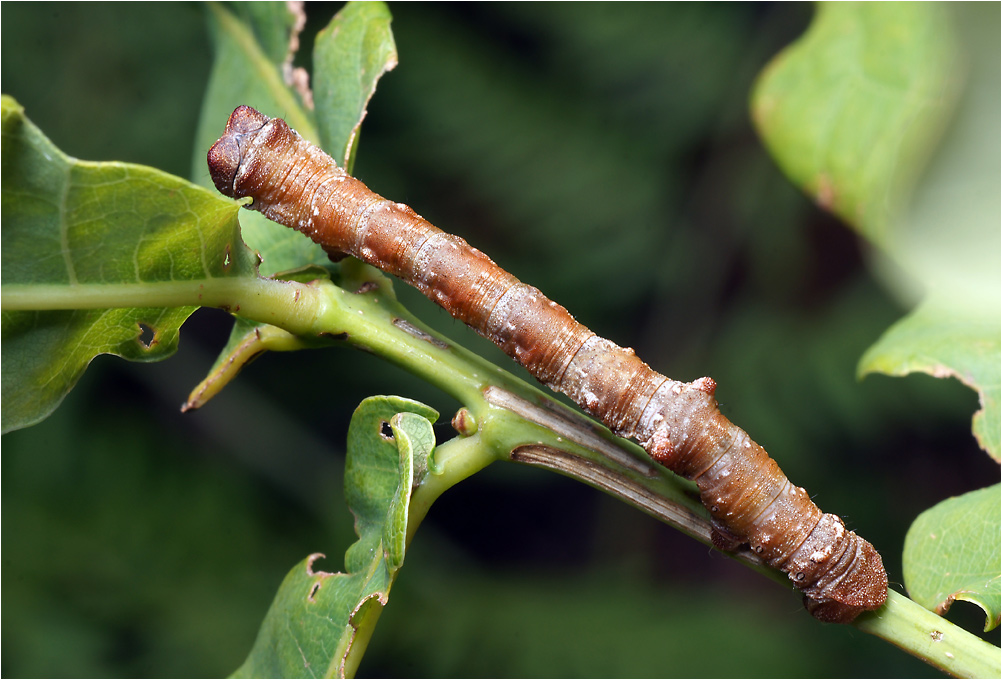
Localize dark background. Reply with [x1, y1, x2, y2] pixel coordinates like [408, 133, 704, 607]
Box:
[2, 3, 996, 676]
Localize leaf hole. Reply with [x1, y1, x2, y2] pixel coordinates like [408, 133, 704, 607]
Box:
[308, 582, 321, 602]
[137, 323, 157, 349]
[380, 420, 394, 441]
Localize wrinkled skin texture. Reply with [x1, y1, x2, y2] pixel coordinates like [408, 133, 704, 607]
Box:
[208, 106, 888, 623]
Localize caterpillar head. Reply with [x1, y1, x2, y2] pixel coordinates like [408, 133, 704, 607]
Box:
[207, 105, 271, 197]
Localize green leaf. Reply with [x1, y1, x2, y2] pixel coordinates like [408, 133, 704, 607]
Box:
[753, 4, 1000, 460]
[0, 95, 252, 432]
[233, 1, 302, 66]
[313, 1, 398, 173]
[343, 400, 437, 576]
[234, 396, 437, 679]
[902, 484, 1001, 632]
[751, 2, 958, 244]
[856, 4, 1001, 461]
[859, 297, 1000, 462]
[383, 412, 435, 571]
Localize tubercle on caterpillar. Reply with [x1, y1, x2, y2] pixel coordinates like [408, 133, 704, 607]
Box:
[208, 105, 887, 623]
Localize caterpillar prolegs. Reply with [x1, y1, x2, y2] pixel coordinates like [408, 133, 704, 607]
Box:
[208, 105, 888, 623]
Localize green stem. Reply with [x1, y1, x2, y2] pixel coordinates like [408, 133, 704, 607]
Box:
[405, 433, 497, 545]
[856, 591, 1000, 678]
[0, 277, 330, 337]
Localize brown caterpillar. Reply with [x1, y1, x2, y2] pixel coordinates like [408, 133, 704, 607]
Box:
[208, 105, 887, 623]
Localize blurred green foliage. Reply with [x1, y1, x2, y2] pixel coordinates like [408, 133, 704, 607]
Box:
[2, 3, 995, 677]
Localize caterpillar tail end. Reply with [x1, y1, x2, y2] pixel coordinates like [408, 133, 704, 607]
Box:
[804, 537, 888, 624]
